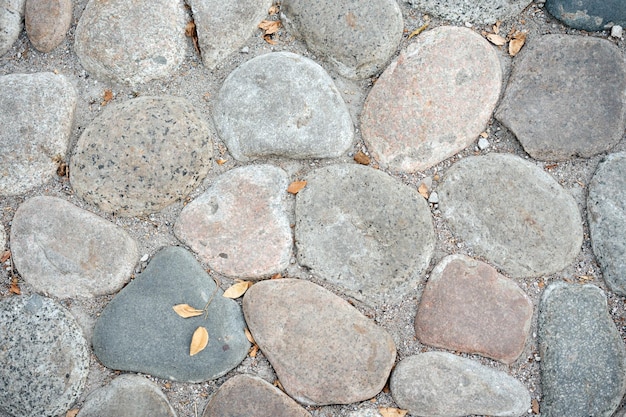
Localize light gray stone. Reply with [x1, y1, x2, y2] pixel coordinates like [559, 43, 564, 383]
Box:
[0, 0, 25, 56]
[405, 0, 533, 24]
[0, 224, 5, 251]
[25, 0, 72, 52]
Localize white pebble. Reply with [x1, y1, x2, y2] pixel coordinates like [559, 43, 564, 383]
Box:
[428, 191, 439, 204]
[477, 137, 490, 150]
[240, 46, 250, 53]
[611, 25, 623, 39]
[140, 254, 149, 263]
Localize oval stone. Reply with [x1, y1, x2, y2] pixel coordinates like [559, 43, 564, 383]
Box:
[0, 0, 25, 56]
[405, 0, 532, 24]
[25, 0, 72, 52]
[545, 0, 626, 31]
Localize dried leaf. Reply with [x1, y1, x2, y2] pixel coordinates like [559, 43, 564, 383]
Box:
[287, 180, 307, 194]
[244, 328, 256, 344]
[9, 280, 20, 295]
[0, 250, 11, 263]
[101, 89, 113, 106]
[418, 183, 429, 199]
[270, 273, 282, 279]
[185, 21, 201, 55]
[354, 151, 371, 165]
[249, 344, 259, 357]
[274, 379, 284, 391]
[509, 31, 526, 56]
[408, 23, 428, 39]
[486, 33, 507, 46]
[258, 20, 281, 35]
[480, 131, 489, 138]
[263, 34, 277, 45]
[223, 280, 253, 299]
[268, 4, 279, 15]
[190, 326, 209, 356]
[173, 304, 204, 318]
[378, 407, 408, 417]
[493, 20, 501, 34]
[65, 409, 79, 417]
[531, 398, 540, 414]
[216, 158, 227, 165]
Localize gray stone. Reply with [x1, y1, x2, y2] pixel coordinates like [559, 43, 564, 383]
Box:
[390, 352, 531, 417]
[280, 0, 403, 79]
[0, 294, 90, 417]
[77, 375, 177, 417]
[214, 52, 353, 161]
[92, 246, 250, 383]
[545, 0, 626, 31]
[25, 0, 72, 52]
[10, 196, 138, 298]
[0, 0, 25, 56]
[295, 164, 435, 306]
[0, 224, 5, 251]
[495, 35, 626, 161]
[0, 72, 77, 195]
[439, 153, 583, 278]
[243, 279, 396, 405]
[203, 374, 311, 417]
[405, 0, 532, 24]
[361, 27, 501, 172]
[70, 96, 212, 216]
[175, 165, 291, 279]
[74, 0, 187, 85]
[538, 282, 626, 417]
[588, 153, 626, 295]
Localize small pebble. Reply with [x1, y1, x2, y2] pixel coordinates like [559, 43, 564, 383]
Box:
[611, 25, 623, 39]
[140, 254, 149, 262]
[428, 191, 439, 204]
[478, 137, 490, 150]
[240, 46, 250, 53]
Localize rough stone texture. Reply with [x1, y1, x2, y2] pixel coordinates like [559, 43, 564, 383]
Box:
[203, 374, 311, 417]
[0, 72, 77, 195]
[538, 282, 626, 417]
[0, 294, 90, 417]
[77, 375, 177, 417]
[280, 0, 403, 79]
[439, 153, 583, 278]
[390, 352, 531, 417]
[495, 35, 626, 161]
[25, 0, 72, 52]
[71, 96, 212, 216]
[92, 246, 250, 383]
[588, 152, 626, 296]
[0, 0, 25, 56]
[74, 0, 187, 85]
[10, 196, 138, 298]
[545, 0, 626, 31]
[214, 52, 353, 161]
[175, 165, 291, 279]
[415, 254, 533, 364]
[405, 0, 532, 24]
[243, 279, 396, 405]
[0, 224, 5, 250]
[361, 27, 501, 173]
[189, 0, 272, 69]
[295, 164, 435, 305]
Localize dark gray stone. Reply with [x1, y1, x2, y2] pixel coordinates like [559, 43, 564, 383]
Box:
[538, 282, 626, 417]
[545, 0, 626, 31]
[0, 0, 25, 56]
[92, 246, 250, 383]
[405, 0, 532, 24]
[25, 0, 72, 52]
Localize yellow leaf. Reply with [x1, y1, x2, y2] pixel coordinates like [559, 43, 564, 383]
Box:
[378, 407, 408, 417]
[418, 183, 429, 199]
[190, 326, 209, 356]
[486, 33, 506, 46]
[223, 281, 253, 299]
[509, 31, 526, 56]
[173, 304, 204, 318]
[408, 23, 429, 39]
[287, 180, 307, 194]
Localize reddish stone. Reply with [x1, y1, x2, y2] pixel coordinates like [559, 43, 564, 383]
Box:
[25, 0, 72, 52]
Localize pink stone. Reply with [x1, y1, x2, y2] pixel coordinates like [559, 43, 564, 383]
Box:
[25, 0, 72, 53]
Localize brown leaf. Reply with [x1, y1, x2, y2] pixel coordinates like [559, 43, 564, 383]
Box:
[249, 344, 259, 357]
[190, 326, 209, 356]
[509, 31, 526, 56]
[268, 4, 279, 15]
[0, 250, 11, 263]
[263, 34, 277, 45]
[378, 407, 408, 417]
[486, 33, 507, 46]
[354, 151, 371, 165]
[244, 328, 256, 344]
[185, 20, 200, 55]
[258, 20, 281, 35]
[287, 180, 307, 194]
[493, 20, 501, 34]
[101, 89, 113, 106]
[418, 183, 429, 199]
[65, 409, 79, 417]
[9, 277, 20, 295]
[223, 280, 253, 299]
[531, 399, 540, 414]
[480, 131, 489, 138]
[216, 158, 227, 165]
[270, 273, 282, 279]
[173, 304, 204, 318]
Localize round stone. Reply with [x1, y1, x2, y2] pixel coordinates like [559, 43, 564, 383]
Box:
[0, 0, 25, 56]
[405, 0, 532, 24]
[25, 0, 72, 52]
[545, 0, 626, 31]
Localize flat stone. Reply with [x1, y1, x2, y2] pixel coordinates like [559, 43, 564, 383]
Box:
[175, 165, 291, 279]
[538, 282, 626, 417]
[280, 0, 403, 79]
[214, 52, 353, 161]
[203, 374, 311, 417]
[92, 246, 250, 383]
[0, 294, 89, 417]
[10, 196, 138, 298]
[25, 0, 72, 52]
[243, 279, 396, 405]
[405, 0, 532, 24]
[439, 153, 583, 278]
[0, 0, 25, 56]
[70, 96, 212, 216]
[361, 27, 501, 172]
[545, 0, 626, 31]
[295, 164, 435, 305]
[588, 152, 626, 295]
[0, 224, 5, 250]
[415, 254, 533, 364]
[495, 35, 626, 161]
[0, 72, 77, 195]
[74, 0, 186, 84]
[78, 375, 176, 417]
[390, 352, 531, 417]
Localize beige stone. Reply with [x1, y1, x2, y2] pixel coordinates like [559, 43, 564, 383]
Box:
[25, 0, 72, 52]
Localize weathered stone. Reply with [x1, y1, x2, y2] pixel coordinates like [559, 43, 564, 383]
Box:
[25, 0, 72, 52]
[10, 196, 138, 298]
[175, 165, 291, 279]
[92, 246, 249, 383]
[415, 254, 532, 364]
[243, 279, 396, 405]
[214, 52, 353, 161]
[71, 96, 212, 216]
[0, 72, 77, 195]
[361, 27, 501, 172]
[280, 0, 403, 79]
[539, 282, 626, 417]
[405, 0, 532, 24]
[295, 164, 434, 305]
[439, 153, 583, 278]
[0, 224, 5, 251]
[545, 0, 626, 31]
[496, 35, 626, 161]
[0, 0, 25, 56]
[0, 295, 89, 417]
[390, 352, 531, 417]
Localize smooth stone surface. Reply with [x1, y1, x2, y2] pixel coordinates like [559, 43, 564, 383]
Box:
[214, 52, 353, 161]
[203, 374, 311, 417]
[92, 246, 250, 383]
[0, 0, 25, 56]
[588, 152, 626, 295]
[243, 279, 396, 405]
[361, 27, 501, 172]
[0, 72, 77, 195]
[10, 196, 138, 298]
[78, 375, 177, 417]
[390, 352, 531, 417]
[538, 282, 626, 417]
[295, 164, 435, 305]
[545, 0, 626, 31]
[74, 0, 187, 84]
[496, 35, 626, 161]
[0, 294, 90, 417]
[439, 153, 583, 278]
[175, 165, 291, 279]
[415, 254, 533, 364]
[25, 0, 72, 52]
[405, 0, 532, 24]
[71, 96, 212, 216]
[280, 0, 403, 79]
